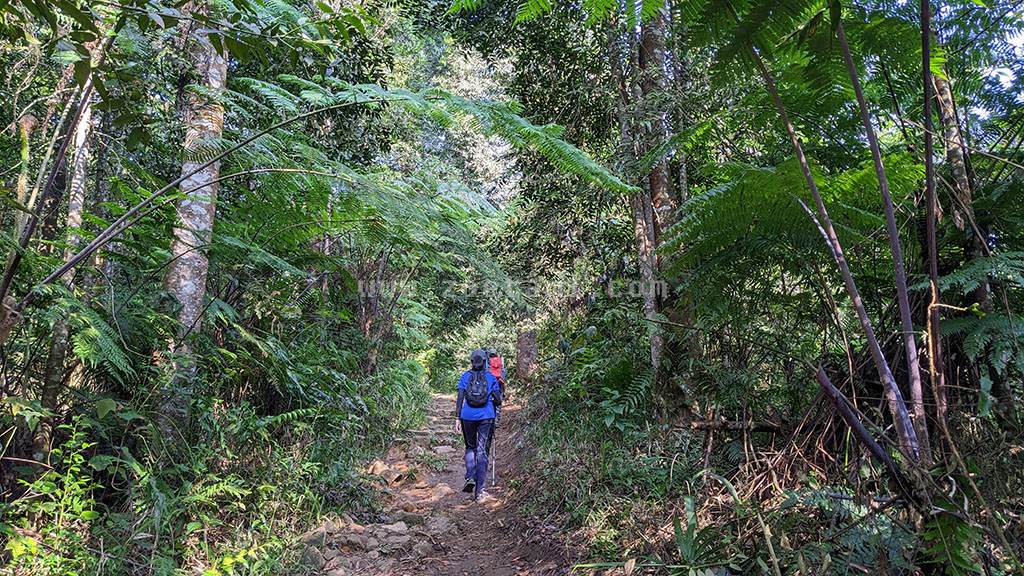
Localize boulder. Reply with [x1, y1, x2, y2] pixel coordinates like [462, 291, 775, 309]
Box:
[336, 533, 367, 549]
[412, 541, 434, 557]
[426, 516, 455, 535]
[301, 546, 325, 569]
[386, 534, 412, 545]
[395, 511, 426, 525]
[433, 446, 456, 455]
[380, 469, 404, 485]
[429, 483, 455, 501]
[381, 521, 408, 533]
[298, 526, 329, 548]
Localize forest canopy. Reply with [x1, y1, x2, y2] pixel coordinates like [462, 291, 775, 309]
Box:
[1, 0, 1023, 573]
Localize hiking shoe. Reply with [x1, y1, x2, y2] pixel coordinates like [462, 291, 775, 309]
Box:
[474, 491, 491, 502]
[462, 478, 476, 493]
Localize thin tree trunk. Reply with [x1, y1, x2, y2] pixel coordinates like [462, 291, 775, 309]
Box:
[34, 93, 94, 460]
[640, 12, 679, 250]
[934, 52, 992, 313]
[609, 23, 665, 375]
[158, 13, 228, 443]
[922, 0, 948, 431]
[726, 3, 920, 462]
[0, 117, 38, 343]
[836, 22, 931, 462]
[641, 10, 685, 414]
[933, 74, 971, 228]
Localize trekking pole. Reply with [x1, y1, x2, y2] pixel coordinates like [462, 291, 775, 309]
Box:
[490, 432, 496, 483]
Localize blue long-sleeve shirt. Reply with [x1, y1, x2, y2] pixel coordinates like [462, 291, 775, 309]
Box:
[457, 371, 500, 420]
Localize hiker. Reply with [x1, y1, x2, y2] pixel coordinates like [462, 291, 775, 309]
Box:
[485, 349, 507, 456]
[487, 349, 507, 398]
[455, 349, 502, 501]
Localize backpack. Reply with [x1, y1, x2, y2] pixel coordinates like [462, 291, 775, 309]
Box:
[488, 356, 503, 381]
[465, 370, 490, 408]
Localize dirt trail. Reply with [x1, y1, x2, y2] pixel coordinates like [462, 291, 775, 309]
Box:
[299, 393, 571, 575]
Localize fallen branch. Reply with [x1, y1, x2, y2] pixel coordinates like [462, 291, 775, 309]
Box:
[683, 420, 781, 433]
[814, 366, 920, 506]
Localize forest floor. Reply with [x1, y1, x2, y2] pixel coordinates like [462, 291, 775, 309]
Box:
[296, 392, 574, 575]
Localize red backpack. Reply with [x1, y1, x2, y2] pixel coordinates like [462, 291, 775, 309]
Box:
[488, 355, 506, 394]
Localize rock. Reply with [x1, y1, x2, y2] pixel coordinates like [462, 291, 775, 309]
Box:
[429, 483, 455, 501]
[298, 526, 328, 548]
[412, 541, 434, 557]
[301, 546, 325, 569]
[387, 445, 406, 460]
[367, 550, 380, 559]
[401, 501, 417, 512]
[365, 536, 380, 550]
[324, 548, 341, 561]
[433, 445, 455, 455]
[381, 521, 408, 533]
[386, 534, 412, 545]
[408, 445, 425, 457]
[396, 511, 426, 525]
[426, 516, 455, 535]
[367, 460, 388, 476]
[380, 469, 404, 485]
[326, 569, 347, 576]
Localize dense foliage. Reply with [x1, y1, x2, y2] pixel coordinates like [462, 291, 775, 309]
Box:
[1, 0, 1023, 573]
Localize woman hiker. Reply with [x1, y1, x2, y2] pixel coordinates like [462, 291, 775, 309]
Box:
[454, 349, 502, 501]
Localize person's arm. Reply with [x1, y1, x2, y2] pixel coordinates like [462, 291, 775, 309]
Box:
[455, 373, 466, 434]
[490, 375, 502, 426]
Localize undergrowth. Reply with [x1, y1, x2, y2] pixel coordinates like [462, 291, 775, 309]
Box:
[1, 355, 430, 575]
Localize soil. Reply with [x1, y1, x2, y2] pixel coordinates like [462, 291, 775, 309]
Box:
[300, 392, 573, 575]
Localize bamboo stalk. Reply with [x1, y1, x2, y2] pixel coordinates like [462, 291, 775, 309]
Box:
[836, 20, 931, 463]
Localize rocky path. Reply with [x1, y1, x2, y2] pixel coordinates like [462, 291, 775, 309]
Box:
[298, 393, 570, 575]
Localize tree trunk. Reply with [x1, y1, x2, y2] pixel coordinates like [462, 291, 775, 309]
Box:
[158, 15, 228, 442]
[837, 22, 931, 462]
[921, 0, 948, 433]
[640, 12, 679, 251]
[515, 328, 537, 380]
[0, 117, 38, 344]
[34, 94, 93, 461]
[609, 23, 665, 376]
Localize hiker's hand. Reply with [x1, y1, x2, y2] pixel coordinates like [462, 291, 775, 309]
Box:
[454, 420, 462, 435]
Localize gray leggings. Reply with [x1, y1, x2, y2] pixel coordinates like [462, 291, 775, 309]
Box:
[460, 418, 493, 494]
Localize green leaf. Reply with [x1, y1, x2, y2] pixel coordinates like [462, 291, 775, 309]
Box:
[96, 398, 117, 419]
[73, 59, 91, 87]
[978, 374, 993, 417]
[89, 454, 117, 471]
[126, 126, 145, 149]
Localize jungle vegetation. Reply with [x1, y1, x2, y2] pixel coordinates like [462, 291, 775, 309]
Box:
[1, 0, 1022, 573]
